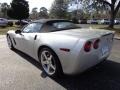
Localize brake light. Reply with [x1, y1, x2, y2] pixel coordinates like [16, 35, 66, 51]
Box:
[93, 39, 100, 49]
[84, 41, 92, 52]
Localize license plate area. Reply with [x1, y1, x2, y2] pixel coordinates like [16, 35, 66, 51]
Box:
[102, 46, 109, 55]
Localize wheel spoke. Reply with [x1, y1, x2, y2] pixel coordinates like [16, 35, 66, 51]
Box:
[42, 52, 48, 60]
[47, 64, 51, 73]
[50, 64, 55, 70]
[48, 55, 52, 61]
[42, 60, 47, 65]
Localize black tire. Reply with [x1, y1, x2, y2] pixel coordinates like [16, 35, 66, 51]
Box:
[95, 59, 107, 68]
[7, 35, 14, 50]
[38, 47, 63, 78]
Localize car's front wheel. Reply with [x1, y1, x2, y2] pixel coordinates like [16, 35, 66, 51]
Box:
[7, 35, 14, 50]
[39, 47, 63, 78]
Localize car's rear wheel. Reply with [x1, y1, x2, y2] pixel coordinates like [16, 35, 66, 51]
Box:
[7, 35, 14, 50]
[39, 48, 63, 78]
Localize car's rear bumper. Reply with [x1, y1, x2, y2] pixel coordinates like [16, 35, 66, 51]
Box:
[63, 51, 110, 75]
[62, 33, 114, 75]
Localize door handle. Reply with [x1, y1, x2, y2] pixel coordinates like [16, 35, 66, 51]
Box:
[34, 35, 37, 40]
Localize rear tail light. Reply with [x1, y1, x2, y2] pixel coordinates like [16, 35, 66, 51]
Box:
[84, 41, 92, 52]
[93, 39, 100, 49]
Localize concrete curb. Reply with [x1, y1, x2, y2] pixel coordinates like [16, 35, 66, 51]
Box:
[0, 35, 6, 39]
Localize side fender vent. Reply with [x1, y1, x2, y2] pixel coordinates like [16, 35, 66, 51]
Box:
[13, 38, 16, 45]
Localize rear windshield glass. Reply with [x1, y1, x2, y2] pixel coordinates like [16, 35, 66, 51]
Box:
[46, 21, 80, 32]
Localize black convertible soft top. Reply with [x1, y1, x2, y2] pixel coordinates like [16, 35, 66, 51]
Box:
[32, 19, 72, 24]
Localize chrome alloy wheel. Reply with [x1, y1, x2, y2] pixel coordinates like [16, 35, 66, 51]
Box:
[40, 50, 56, 75]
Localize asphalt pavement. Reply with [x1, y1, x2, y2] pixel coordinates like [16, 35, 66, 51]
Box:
[0, 35, 120, 90]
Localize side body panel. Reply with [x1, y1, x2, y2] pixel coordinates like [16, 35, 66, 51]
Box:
[20, 33, 36, 57]
[32, 33, 81, 70]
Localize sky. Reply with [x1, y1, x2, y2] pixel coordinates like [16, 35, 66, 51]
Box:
[0, 0, 54, 12]
[0, 0, 115, 12]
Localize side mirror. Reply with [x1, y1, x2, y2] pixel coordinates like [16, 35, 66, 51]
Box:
[15, 30, 21, 34]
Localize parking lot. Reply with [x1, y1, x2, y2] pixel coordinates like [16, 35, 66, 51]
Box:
[0, 35, 120, 90]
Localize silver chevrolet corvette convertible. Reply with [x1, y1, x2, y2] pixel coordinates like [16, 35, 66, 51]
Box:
[7, 19, 114, 77]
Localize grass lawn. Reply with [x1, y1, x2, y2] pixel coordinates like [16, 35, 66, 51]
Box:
[0, 26, 19, 35]
[77, 24, 120, 36]
[90, 24, 120, 36]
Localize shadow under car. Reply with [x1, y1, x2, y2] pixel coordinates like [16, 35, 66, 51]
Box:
[13, 49, 120, 90]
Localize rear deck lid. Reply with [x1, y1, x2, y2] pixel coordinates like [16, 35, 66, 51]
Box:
[51, 28, 114, 39]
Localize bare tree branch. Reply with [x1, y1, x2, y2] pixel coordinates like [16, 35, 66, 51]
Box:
[102, 0, 111, 6]
[97, 0, 111, 6]
[114, 1, 120, 15]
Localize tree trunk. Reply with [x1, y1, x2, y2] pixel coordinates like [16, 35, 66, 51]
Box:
[109, 10, 115, 28]
[19, 19, 22, 28]
[109, 4, 115, 29]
